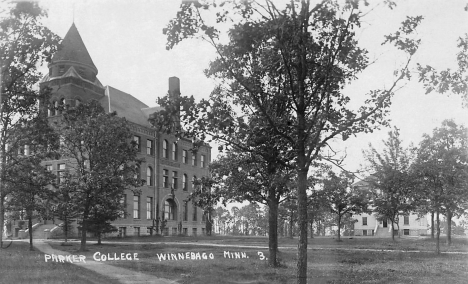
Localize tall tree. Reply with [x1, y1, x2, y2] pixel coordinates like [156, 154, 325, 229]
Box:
[322, 171, 369, 241]
[207, 149, 294, 266]
[413, 120, 468, 251]
[57, 101, 142, 251]
[0, 1, 60, 247]
[363, 128, 415, 241]
[160, 1, 422, 281]
[4, 113, 58, 250]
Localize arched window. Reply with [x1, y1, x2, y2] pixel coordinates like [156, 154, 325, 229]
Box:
[57, 99, 64, 115]
[172, 142, 177, 160]
[183, 174, 188, 191]
[147, 166, 153, 186]
[164, 199, 176, 220]
[183, 202, 188, 221]
[49, 101, 56, 116]
[162, 140, 168, 158]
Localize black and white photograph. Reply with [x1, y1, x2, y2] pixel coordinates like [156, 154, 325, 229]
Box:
[1, 0, 467, 283]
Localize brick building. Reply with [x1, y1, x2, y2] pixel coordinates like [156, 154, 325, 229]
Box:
[39, 23, 211, 237]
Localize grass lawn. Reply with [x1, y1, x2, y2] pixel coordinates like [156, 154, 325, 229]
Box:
[48, 235, 468, 284]
[0, 241, 115, 284]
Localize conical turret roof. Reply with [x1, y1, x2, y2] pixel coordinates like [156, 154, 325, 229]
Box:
[52, 23, 98, 73]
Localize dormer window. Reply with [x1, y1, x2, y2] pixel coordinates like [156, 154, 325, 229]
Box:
[59, 65, 65, 75]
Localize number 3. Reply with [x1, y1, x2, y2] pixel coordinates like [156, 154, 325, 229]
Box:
[257, 252, 265, 260]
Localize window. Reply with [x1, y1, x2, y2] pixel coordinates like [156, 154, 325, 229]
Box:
[363, 230, 368, 236]
[192, 176, 197, 190]
[24, 145, 30, 156]
[201, 155, 205, 168]
[134, 227, 140, 237]
[134, 165, 141, 180]
[162, 140, 168, 158]
[147, 140, 154, 155]
[183, 174, 188, 191]
[49, 101, 56, 116]
[147, 166, 153, 186]
[192, 228, 197, 236]
[120, 195, 127, 218]
[146, 197, 153, 219]
[46, 165, 52, 172]
[183, 228, 188, 235]
[404, 229, 410, 235]
[59, 135, 65, 149]
[118, 227, 127, 238]
[172, 171, 178, 189]
[362, 217, 367, 226]
[202, 212, 206, 222]
[133, 136, 141, 151]
[57, 98, 65, 115]
[172, 142, 177, 160]
[183, 202, 188, 221]
[193, 206, 197, 221]
[59, 65, 65, 75]
[58, 164, 66, 184]
[133, 195, 140, 219]
[404, 216, 409, 225]
[164, 199, 176, 220]
[182, 150, 188, 164]
[192, 153, 197, 166]
[163, 169, 169, 188]
[17, 145, 24, 155]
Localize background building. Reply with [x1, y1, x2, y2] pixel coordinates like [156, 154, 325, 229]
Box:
[352, 179, 427, 237]
[39, 23, 211, 237]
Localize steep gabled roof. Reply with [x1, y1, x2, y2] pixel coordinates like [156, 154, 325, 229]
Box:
[52, 23, 97, 73]
[101, 86, 152, 127]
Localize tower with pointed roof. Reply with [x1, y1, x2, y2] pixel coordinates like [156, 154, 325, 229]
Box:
[39, 24, 211, 238]
[40, 23, 104, 107]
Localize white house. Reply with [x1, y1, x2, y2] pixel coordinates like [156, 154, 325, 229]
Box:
[352, 179, 428, 237]
[353, 212, 427, 237]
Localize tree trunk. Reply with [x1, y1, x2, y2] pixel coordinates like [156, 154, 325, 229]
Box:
[28, 210, 33, 251]
[80, 211, 88, 251]
[337, 214, 341, 241]
[0, 196, 4, 248]
[296, 167, 308, 284]
[431, 211, 434, 239]
[391, 218, 395, 241]
[289, 212, 294, 239]
[446, 209, 452, 246]
[436, 208, 440, 254]
[310, 221, 314, 239]
[97, 232, 102, 245]
[268, 197, 279, 267]
[64, 215, 68, 243]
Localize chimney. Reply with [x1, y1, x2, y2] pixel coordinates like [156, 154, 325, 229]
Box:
[168, 76, 181, 128]
[168, 76, 180, 100]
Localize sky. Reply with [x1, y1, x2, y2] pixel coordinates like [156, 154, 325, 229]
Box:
[32, 0, 468, 175]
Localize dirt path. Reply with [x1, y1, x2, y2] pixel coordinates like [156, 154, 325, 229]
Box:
[33, 240, 177, 284]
